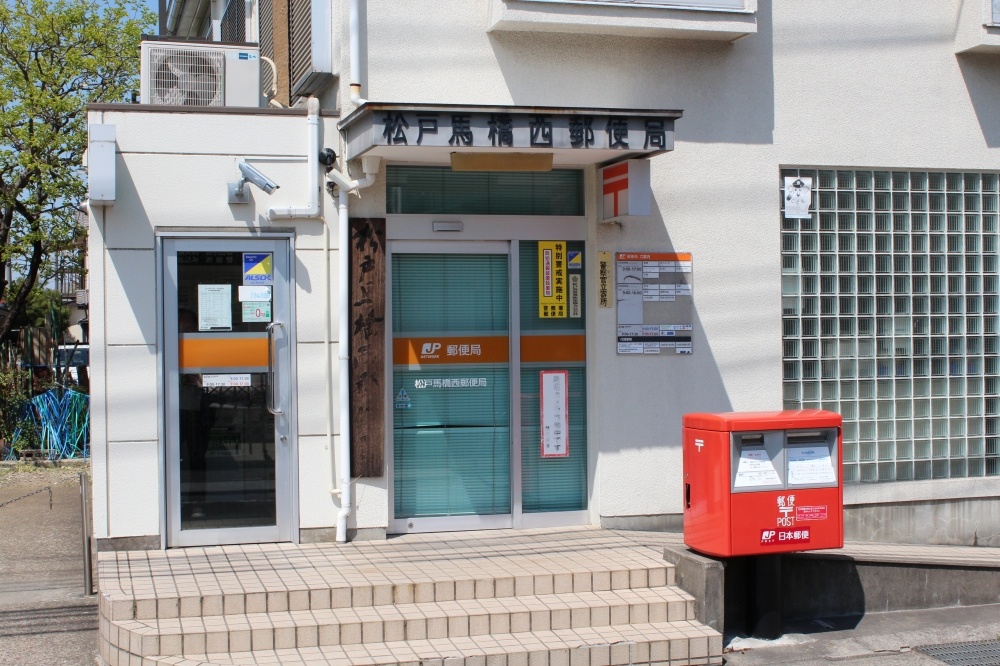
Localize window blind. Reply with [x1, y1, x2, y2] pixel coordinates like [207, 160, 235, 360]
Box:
[519, 241, 588, 513]
[392, 253, 512, 518]
[387, 166, 584, 216]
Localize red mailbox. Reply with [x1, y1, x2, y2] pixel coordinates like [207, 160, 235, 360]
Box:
[683, 410, 843, 557]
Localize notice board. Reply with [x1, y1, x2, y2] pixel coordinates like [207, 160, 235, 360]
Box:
[615, 252, 693, 355]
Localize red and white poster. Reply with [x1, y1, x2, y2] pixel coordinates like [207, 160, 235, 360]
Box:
[540, 370, 569, 458]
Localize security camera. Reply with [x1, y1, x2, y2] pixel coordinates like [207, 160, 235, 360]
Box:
[325, 167, 356, 192]
[229, 161, 280, 203]
[239, 162, 280, 195]
[319, 148, 337, 167]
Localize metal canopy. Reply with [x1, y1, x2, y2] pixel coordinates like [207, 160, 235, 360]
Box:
[339, 103, 683, 165]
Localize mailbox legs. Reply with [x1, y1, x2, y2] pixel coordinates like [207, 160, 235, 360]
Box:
[748, 554, 783, 639]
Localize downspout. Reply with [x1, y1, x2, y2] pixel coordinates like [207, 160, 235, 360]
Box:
[332, 157, 379, 543]
[349, 0, 366, 106]
[244, 0, 254, 42]
[333, 0, 371, 543]
[267, 97, 322, 221]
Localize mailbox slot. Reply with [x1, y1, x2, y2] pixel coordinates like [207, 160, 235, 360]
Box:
[786, 429, 838, 489]
[730, 431, 785, 493]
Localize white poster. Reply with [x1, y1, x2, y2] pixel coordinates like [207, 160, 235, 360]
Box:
[614, 252, 694, 355]
[238, 285, 271, 302]
[540, 370, 569, 458]
[734, 447, 782, 488]
[616, 284, 644, 325]
[784, 177, 812, 219]
[787, 446, 837, 485]
[203, 374, 252, 388]
[198, 284, 232, 331]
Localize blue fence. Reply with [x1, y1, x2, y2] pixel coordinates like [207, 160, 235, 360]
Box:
[2, 389, 90, 460]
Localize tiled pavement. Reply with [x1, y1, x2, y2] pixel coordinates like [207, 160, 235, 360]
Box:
[97, 527, 723, 666]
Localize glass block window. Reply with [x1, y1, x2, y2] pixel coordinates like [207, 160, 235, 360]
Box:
[780, 169, 1000, 483]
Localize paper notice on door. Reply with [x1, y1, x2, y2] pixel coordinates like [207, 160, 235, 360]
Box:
[242, 301, 272, 323]
[540, 370, 570, 458]
[198, 284, 232, 331]
[734, 447, 781, 488]
[203, 374, 252, 388]
[238, 285, 271, 302]
[787, 445, 836, 485]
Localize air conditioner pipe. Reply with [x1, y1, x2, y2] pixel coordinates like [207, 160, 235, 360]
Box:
[244, 0, 254, 42]
[267, 97, 321, 220]
[331, 156, 380, 544]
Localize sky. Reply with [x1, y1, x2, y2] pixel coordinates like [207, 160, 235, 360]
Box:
[146, 0, 160, 30]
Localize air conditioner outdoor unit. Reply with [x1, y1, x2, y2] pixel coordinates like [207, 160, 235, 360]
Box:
[140, 39, 261, 108]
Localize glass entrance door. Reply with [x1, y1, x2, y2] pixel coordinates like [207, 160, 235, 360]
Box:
[163, 238, 294, 547]
[391, 244, 513, 531]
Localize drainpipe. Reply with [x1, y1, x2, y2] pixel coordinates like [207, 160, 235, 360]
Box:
[330, 156, 380, 543]
[267, 97, 322, 221]
[336, 0, 373, 542]
[244, 0, 254, 42]
[349, 0, 366, 106]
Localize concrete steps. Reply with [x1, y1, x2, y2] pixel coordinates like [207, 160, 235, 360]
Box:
[97, 529, 723, 666]
[113, 587, 698, 656]
[142, 621, 719, 665]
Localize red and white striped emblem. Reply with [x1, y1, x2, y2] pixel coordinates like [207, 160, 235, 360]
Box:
[600, 160, 651, 221]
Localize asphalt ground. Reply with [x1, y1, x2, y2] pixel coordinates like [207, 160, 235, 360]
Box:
[722, 603, 1000, 664]
[0, 463, 97, 666]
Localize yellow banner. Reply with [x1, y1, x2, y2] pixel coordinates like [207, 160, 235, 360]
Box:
[539, 241, 567, 318]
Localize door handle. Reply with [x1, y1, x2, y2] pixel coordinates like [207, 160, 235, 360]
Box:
[266, 322, 283, 415]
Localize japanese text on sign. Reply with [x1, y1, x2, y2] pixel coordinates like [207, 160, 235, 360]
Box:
[242, 301, 271, 323]
[541, 370, 570, 457]
[203, 374, 251, 388]
[760, 527, 811, 546]
[777, 494, 796, 527]
[368, 111, 674, 151]
[616, 252, 693, 355]
[598, 252, 611, 308]
[787, 446, 837, 485]
[197, 284, 232, 331]
[539, 241, 567, 319]
[733, 447, 782, 488]
[413, 378, 488, 388]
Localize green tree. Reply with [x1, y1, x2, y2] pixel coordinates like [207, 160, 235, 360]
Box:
[0, 0, 153, 346]
[6, 279, 71, 333]
[0, 363, 32, 453]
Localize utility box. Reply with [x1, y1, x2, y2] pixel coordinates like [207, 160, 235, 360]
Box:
[683, 410, 843, 557]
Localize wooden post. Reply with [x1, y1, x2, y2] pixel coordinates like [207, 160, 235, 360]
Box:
[348, 218, 386, 478]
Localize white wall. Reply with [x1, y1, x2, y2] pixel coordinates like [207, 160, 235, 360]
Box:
[91, 0, 1000, 541]
[88, 108, 388, 539]
[349, 0, 1000, 520]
